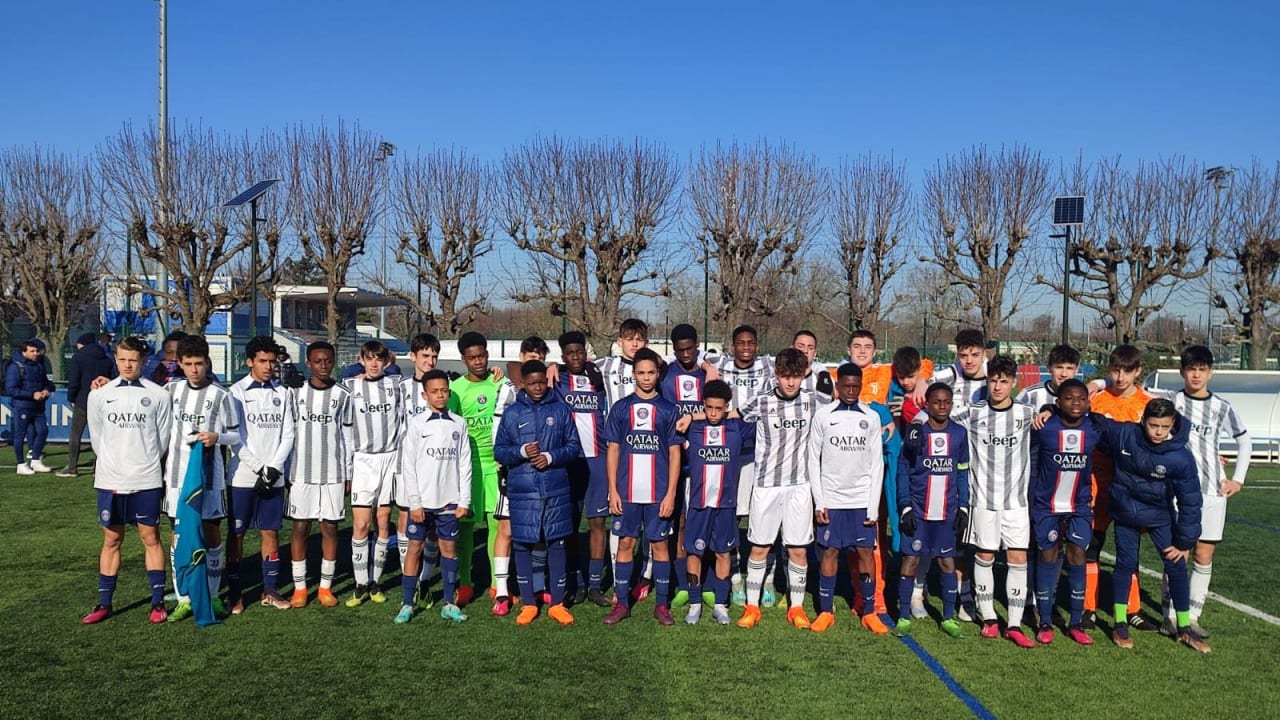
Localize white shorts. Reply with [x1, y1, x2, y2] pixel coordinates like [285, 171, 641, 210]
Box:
[351, 451, 396, 508]
[965, 504, 1031, 551]
[736, 462, 756, 516]
[1200, 493, 1227, 543]
[164, 482, 226, 520]
[494, 489, 510, 519]
[288, 483, 346, 523]
[747, 484, 814, 547]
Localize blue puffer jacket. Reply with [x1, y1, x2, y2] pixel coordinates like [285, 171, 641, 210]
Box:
[1103, 413, 1201, 550]
[5, 351, 55, 411]
[493, 391, 582, 543]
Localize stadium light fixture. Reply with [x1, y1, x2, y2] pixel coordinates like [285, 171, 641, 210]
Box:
[1052, 196, 1085, 346]
[225, 179, 282, 337]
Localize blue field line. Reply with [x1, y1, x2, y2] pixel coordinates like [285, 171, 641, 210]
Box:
[898, 636, 997, 720]
[1227, 514, 1280, 534]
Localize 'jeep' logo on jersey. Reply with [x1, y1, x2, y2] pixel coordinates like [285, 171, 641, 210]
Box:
[985, 434, 1020, 447]
[773, 418, 806, 430]
[176, 411, 206, 424]
[300, 412, 333, 424]
[363, 402, 393, 414]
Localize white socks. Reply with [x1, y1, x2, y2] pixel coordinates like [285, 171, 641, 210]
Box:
[974, 556, 996, 621]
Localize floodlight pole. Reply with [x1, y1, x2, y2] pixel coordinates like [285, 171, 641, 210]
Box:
[250, 196, 261, 337]
[1062, 228, 1071, 346]
[155, 0, 169, 346]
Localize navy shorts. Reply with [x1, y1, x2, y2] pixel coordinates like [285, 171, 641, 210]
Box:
[612, 501, 673, 542]
[817, 508, 877, 550]
[573, 456, 610, 519]
[683, 506, 739, 554]
[902, 519, 958, 558]
[406, 506, 460, 542]
[97, 488, 163, 528]
[1033, 512, 1093, 551]
[230, 486, 285, 533]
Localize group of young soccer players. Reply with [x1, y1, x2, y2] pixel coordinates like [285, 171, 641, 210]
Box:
[82, 318, 1248, 653]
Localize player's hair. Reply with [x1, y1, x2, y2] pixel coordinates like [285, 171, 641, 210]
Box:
[987, 355, 1017, 380]
[955, 329, 985, 351]
[420, 368, 450, 388]
[162, 330, 187, 345]
[892, 346, 921, 378]
[176, 335, 209, 361]
[359, 340, 391, 361]
[774, 348, 808, 378]
[703, 379, 732, 403]
[558, 330, 587, 349]
[245, 335, 279, 359]
[836, 362, 862, 379]
[1143, 397, 1177, 420]
[1107, 344, 1142, 372]
[1057, 378, 1088, 396]
[794, 329, 817, 344]
[520, 336, 550, 356]
[520, 359, 548, 377]
[632, 347, 663, 372]
[457, 332, 487, 353]
[925, 382, 954, 400]
[1180, 344, 1214, 369]
[19, 339, 40, 352]
[117, 336, 149, 356]
[410, 333, 441, 354]
[97, 332, 113, 345]
[671, 323, 698, 344]
[1047, 344, 1081, 367]
[848, 329, 876, 346]
[306, 341, 335, 360]
[731, 325, 758, 343]
[618, 318, 648, 340]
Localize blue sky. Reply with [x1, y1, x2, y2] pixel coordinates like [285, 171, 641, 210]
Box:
[4, 0, 1277, 325]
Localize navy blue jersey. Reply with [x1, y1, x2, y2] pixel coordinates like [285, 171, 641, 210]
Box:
[603, 393, 681, 504]
[660, 363, 707, 417]
[686, 418, 754, 509]
[897, 420, 970, 521]
[1030, 414, 1106, 515]
[554, 369, 609, 458]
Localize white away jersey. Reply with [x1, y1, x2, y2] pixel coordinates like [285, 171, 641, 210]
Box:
[807, 401, 884, 516]
[343, 375, 405, 454]
[399, 411, 473, 510]
[292, 381, 355, 486]
[88, 378, 172, 493]
[228, 377, 297, 489]
[952, 401, 1035, 511]
[165, 380, 240, 492]
[740, 388, 827, 488]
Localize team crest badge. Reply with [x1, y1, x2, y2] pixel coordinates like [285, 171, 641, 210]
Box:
[1048, 529, 1059, 543]
[612, 519, 622, 532]
[708, 427, 722, 443]
[911, 538, 923, 552]
[235, 518, 245, 531]
[931, 434, 949, 455]
[100, 509, 111, 523]
[859, 419, 869, 430]
[204, 400, 214, 409]
[452, 431, 460, 441]
[140, 397, 152, 407]
[477, 395, 488, 405]
[637, 407, 649, 420]
[694, 539, 706, 552]
[546, 417, 555, 426]
[408, 524, 419, 535]
[273, 397, 282, 406]
[1154, 465, 1167, 478]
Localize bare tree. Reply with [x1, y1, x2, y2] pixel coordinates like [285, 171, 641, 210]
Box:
[390, 147, 493, 335]
[501, 136, 680, 354]
[0, 147, 103, 376]
[829, 153, 911, 335]
[286, 121, 382, 344]
[1038, 157, 1214, 345]
[689, 140, 826, 340]
[923, 144, 1052, 340]
[99, 123, 281, 332]
[1217, 160, 1280, 368]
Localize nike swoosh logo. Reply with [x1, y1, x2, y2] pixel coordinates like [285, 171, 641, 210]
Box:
[135, 514, 147, 520]
[1121, 450, 1132, 456]
[941, 546, 954, 554]
[105, 399, 118, 404]
[518, 422, 529, 429]
[829, 421, 841, 426]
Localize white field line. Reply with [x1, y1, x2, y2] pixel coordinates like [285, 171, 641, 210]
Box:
[1101, 551, 1280, 627]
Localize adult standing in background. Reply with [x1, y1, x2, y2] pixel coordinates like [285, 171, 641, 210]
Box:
[6, 339, 56, 475]
[60, 333, 117, 477]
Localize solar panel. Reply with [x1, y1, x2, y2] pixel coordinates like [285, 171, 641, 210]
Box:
[1053, 195, 1085, 225]
[224, 179, 281, 207]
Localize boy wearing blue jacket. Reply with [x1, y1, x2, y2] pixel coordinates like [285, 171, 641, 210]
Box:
[493, 360, 581, 626]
